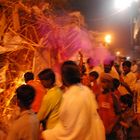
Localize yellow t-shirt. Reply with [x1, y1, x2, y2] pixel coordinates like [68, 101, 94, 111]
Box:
[37, 86, 63, 129]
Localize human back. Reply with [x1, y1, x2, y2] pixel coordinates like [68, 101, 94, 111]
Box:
[27, 80, 45, 113]
[58, 84, 105, 140]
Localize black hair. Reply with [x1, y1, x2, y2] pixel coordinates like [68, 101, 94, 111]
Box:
[122, 61, 132, 68]
[62, 60, 77, 66]
[38, 68, 55, 85]
[24, 72, 34, 83]
[120, 94, 133, 108]
[89, 71, 99, 80]
[87, 57, 92, 64]
[103, 59, 114, 73]
[61, 60, 81, 86]
[16, 84, 35, 108]
[113, 78, 120, 90]
[103, 59, 114, 66]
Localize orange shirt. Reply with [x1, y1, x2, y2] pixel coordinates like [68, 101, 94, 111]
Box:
[97, 92, 118, 134]
[90, 82, 101, 98]
[27, 80, 45, 113]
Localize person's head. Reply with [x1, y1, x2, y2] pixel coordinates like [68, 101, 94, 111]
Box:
[61, 60, 81, 86]
[24, 72, 34, 83]
[100, 73, 113, 93]
[62, 60, 78, 66]
[38, 68, 55, 88]
[103, 59, 114, 73]
[122, 60, 131, 75]
[87, 57, 94, 69]
[16, 84, 35, 109]
[120, 94, 133, 111]
[89, 71, 99, 82]
[113, 78, 120, 90]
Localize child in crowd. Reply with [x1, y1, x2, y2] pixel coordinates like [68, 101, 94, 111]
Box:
[112, 94, 136, 140]
[119, 94, 140, 140]
[7, 85, 40, 140]
[111, 94, 133, 140]
[24, 72, 45, 113]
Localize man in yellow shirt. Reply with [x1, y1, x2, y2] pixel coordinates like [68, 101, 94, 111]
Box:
[37, 68, 63, 129]
[119, 60, 136, 95]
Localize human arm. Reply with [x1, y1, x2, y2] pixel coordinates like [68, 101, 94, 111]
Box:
[37, 94, 52, 121]
[120, 121, 129, 128]
[120, 81, 133, 96]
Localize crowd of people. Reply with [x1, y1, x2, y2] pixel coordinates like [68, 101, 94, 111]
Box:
[1, 55, 140, 140]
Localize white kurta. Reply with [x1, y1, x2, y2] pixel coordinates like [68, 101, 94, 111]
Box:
[122, 71, 136, 91]
[134, 80, 140, 113]
[42, 84, 105, 140]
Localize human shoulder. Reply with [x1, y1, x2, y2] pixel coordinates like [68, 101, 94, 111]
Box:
[64, 84, 92, 98]
[27, 80, 44, 88]
[9, 111, 36, 136]
[15, 110, 38, 124]
[43, 86, 62, 102]
[127, 71, 136, 77]
[47, 86, 62, 96]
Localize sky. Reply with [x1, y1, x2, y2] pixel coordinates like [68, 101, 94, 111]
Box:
[69, 0, 133, 56]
